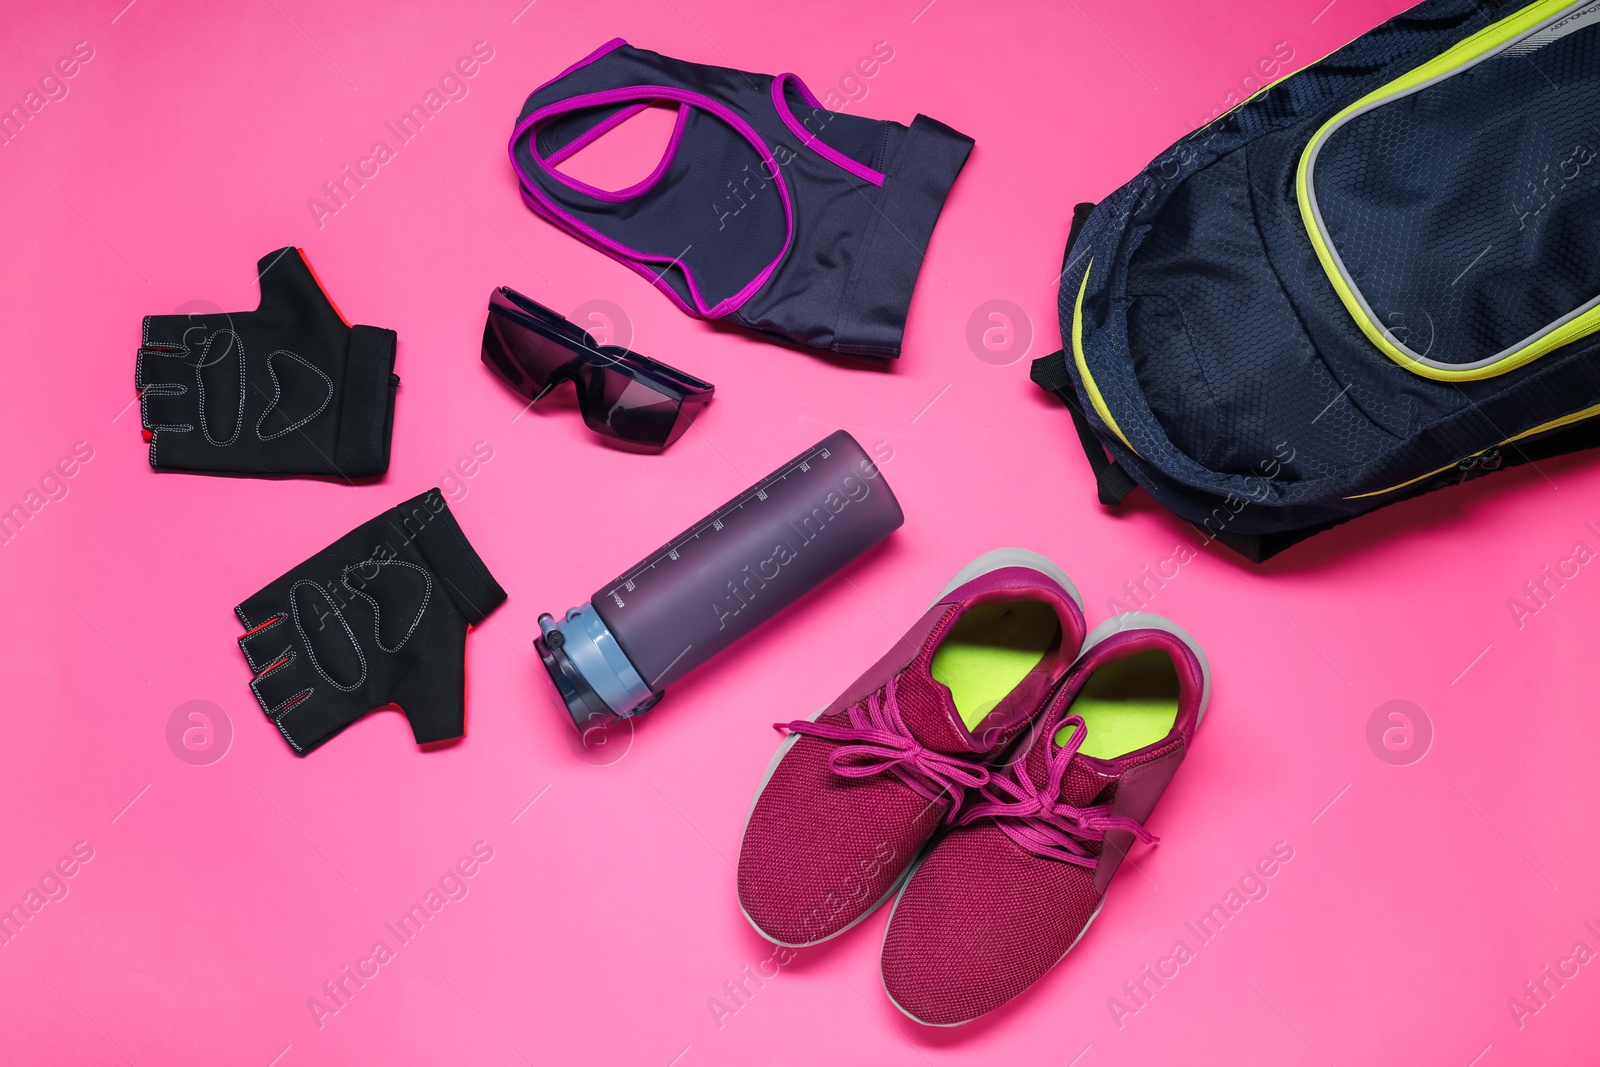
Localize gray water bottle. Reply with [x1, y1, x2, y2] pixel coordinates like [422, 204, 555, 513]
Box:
[536, 430, 903, 731]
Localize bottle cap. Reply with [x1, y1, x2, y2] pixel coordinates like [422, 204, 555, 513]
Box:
[535, 604, 658, 731]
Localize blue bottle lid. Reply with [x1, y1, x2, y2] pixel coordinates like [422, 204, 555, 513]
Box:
[535, 604, 659, 730]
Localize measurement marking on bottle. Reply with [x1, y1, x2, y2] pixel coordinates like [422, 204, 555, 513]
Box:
[602, 441, 837, 601]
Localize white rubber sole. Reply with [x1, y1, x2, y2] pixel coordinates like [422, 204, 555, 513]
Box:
[736, 549, 1082, 949]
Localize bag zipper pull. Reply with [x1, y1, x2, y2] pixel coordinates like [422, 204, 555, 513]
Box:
[1456, 446, 1503, 483]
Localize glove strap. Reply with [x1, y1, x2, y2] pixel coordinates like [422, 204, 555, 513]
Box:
[386, 491, 508, 625]
[333, 325, 399, 478]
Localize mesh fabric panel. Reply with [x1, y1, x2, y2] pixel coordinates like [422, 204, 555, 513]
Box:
[881, 825, 1101, 1025]
[1126, 152, 1395, 477]
[737, 655, 975, 946]
[1315, 11, 1600, 365]
[738, 725, 947, 945]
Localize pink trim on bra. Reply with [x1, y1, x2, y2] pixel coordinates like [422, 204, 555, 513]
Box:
[770, 72, 886, 188]
[510, 85, 795, 319]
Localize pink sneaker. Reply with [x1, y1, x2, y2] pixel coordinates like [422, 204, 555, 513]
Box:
[737, 550, 1086, 948]
[880, 612, 1210, 1025]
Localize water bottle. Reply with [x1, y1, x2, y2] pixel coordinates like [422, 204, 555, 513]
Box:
[536, 430, 903, 731]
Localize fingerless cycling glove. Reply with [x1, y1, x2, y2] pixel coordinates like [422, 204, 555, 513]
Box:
[235, 489, 506, 754]
[137, 247, 399, 478]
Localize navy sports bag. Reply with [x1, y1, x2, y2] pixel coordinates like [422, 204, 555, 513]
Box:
[1032, 0, 1600, 561]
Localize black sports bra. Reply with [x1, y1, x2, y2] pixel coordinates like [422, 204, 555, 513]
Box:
[509, 39, 974, 359]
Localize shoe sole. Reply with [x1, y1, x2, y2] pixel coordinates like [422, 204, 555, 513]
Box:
[880, 610, 1211, 1026]
[736, 548, 1082, 949]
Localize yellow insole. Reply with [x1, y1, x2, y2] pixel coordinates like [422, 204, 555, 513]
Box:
[1057, 649, 1179, 758]
[930, 601, 1060, 730]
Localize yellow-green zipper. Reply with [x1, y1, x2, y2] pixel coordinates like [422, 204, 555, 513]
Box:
[1071, 261, 1136, 454]
[1346, 400, 1600, 498]
[1298, 0, 1600, 383]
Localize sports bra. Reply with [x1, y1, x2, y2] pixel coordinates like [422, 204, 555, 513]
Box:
[508, 39, 974, 359]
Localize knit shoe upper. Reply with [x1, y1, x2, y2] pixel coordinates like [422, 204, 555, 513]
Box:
[737, 557, 1085, 947]
[881, 622, 1208, 1025]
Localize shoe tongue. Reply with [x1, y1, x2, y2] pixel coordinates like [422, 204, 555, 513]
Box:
[878, 605, 1056, 757]
[1023, 718, 1113, 807]
[891, 659, 983, 755]
[1057, 753, 1111, 807]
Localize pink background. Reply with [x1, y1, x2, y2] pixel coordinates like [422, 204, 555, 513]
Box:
[1, 0, 1596, 1063]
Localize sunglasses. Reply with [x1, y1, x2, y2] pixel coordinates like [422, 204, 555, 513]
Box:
[482, 286, 713, 451]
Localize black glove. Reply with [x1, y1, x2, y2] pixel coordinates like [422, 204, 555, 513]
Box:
[235, 489, 507, 754]
[137, 247, 399, 478]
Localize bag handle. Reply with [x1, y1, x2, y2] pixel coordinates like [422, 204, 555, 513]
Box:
[1031, 201, 1138, 506]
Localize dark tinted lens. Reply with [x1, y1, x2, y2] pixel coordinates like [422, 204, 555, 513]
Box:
[481, 306, 579, 399]
[662, 390, 711, 447]
[577, 366, 684, 449]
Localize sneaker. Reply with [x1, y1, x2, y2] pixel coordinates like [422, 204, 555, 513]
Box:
[880, 612, 1210, 1025]
[736, 549, 1087, 948]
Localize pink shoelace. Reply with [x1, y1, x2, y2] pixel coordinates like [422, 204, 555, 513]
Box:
[957, 715, 1157, 867]
[775, 676, 990, 824]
